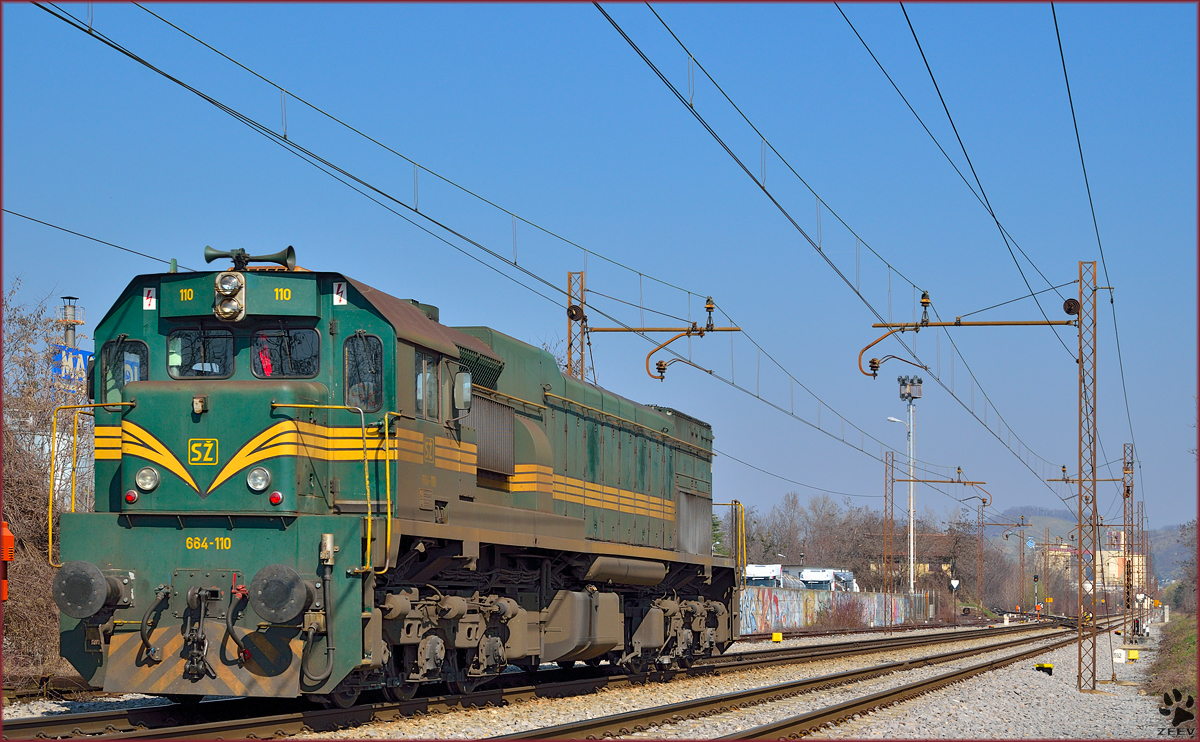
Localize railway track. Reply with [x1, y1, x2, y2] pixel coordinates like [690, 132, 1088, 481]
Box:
[497, 619, 1118, 740]
[4, 620, 1060, 740]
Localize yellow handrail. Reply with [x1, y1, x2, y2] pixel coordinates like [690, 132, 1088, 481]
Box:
[472, 385, 546, 411]
[271, 403, 371, 573]
[48, 402, 134, 568]
[376, 411, 406, 576]
[714, 500, 746, 586]
[70, 410, 94, 513]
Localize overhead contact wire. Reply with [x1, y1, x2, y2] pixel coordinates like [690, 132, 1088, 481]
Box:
[615, 4, 1064, 496]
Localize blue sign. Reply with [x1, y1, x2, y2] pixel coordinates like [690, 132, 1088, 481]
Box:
[1027, 538, 1036, 549]
[53, 345, 93, 384]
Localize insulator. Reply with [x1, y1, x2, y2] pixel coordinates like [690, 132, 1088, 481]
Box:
[655, 360, 667, 377]
[869, 358, 880, 374]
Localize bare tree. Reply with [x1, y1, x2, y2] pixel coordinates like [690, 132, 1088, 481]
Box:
[3, 279, 93, 679]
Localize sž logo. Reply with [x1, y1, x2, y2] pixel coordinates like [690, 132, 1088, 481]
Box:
[1160, 689, 1197, 737]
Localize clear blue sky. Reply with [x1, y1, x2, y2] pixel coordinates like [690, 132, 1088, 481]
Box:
[4, 3, 1195, 531]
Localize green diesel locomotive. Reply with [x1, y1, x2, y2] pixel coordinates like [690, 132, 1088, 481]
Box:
[52, 247, 737, 706]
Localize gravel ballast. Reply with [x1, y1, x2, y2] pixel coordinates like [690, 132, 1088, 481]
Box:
[807, 625, 1165, 740]
[291, 626, 1072, 739]
[4, 622, 1165, 740]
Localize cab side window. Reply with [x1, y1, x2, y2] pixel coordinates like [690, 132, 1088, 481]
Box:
[100, 339, 149, 403]
[344, 333, 383, 413]
[415, 350, 439, 421]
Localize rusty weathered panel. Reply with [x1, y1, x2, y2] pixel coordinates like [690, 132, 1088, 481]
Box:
[104, 626, 302, 697]
[676, 489, 712, 555]
[467, 395, 514, 475]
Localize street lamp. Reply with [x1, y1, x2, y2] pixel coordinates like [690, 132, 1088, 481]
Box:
[950, 578, 960, 626]
[887, 381, 920, 595]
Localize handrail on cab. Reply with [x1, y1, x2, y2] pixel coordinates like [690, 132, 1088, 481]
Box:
[48, 402, 135, 568]
[270, 403, 374, 574]
[377, 411, 406, 576]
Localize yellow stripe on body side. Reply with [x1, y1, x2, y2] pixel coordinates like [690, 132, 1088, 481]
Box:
[96, 426, 122, 460]
[542, 468, 676, 521]
[206, 421, 476, 494]
[120, 422, 199, 492]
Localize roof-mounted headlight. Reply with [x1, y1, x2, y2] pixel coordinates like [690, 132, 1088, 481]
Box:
[214, 272, 247, 322]
[215, 296, 243, 320]
[216, 272, 243, 296]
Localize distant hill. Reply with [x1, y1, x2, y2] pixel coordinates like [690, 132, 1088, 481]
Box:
[995, 506, 1193, 584]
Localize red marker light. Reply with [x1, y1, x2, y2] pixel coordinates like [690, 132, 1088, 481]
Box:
[124, 490, 139, 504]
[239, 648, 252, 663]
[268, 491, 283, 506]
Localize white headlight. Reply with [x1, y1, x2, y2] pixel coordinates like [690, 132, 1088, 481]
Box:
[215, 296, 243, 319]
[135, 467, 160, 491]
[247, 467, 271, 492]
[216, 272, 243, 295]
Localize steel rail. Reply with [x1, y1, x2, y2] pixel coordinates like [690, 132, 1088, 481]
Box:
[720, 626, 1113, 740]
[700, 619, 1053, 667]
[493, 627, 1084, 740]
[5, 621, 1060, 739]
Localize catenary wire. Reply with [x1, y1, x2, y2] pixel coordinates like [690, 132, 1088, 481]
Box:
[832, 2, 1068, 304]
[126, 0, 1042, 497]
[1051, 2, 1143, 517]
[836, 1, 1142, 521]
[131, 1, 707, 303]
[957, 281, 1078, 320]
[3, 209, 198, 271]
[714, 447, 882, 499]
[130, 1, 905, 471]
[85, 2, 967, 480]
[611, 4, 1067, 499]
[898, 2, 1073, 359]
[37, 2, 972, 488]
[836, 2, 1132, 512]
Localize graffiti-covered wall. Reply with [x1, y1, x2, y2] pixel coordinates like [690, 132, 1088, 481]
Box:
[739, 587, 936, 634]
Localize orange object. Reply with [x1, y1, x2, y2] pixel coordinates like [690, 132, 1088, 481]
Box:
[1, 520, 14, 601]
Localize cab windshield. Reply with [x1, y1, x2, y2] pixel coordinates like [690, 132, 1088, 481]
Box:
[167, 328, 234, 378]
[252, 327, 320, 378]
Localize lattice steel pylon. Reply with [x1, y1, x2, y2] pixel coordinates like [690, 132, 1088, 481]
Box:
[1136, 500, 1146, 630]
[883, 451, 895, 598]
[566, 272, 586, 381]
[1122, 443, 1135, 635]
[1076, 261, 1099, 692]
[976, 503, 985, 608]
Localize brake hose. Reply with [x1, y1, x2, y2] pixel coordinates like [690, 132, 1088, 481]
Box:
[301, 566, 335, 684]
[226, 584, 249, 662]
[140, 585, 169, 663]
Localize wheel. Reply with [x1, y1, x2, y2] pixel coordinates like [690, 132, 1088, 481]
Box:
[584, 657, 603, 667]
[164, 694, 204, 706]
[556, 661, 576, 670]
[382, 682, 419, 702]
[624, 656, 650, 675]
[320, 688, 360, 709]
[675, 655, 693, 670]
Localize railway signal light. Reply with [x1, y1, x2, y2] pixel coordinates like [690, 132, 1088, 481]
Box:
[1033, 574, 1039, 583]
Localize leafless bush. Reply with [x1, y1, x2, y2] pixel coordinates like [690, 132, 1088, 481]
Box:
[810, 598, 866, 631]
[3, 279, 92, 678]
